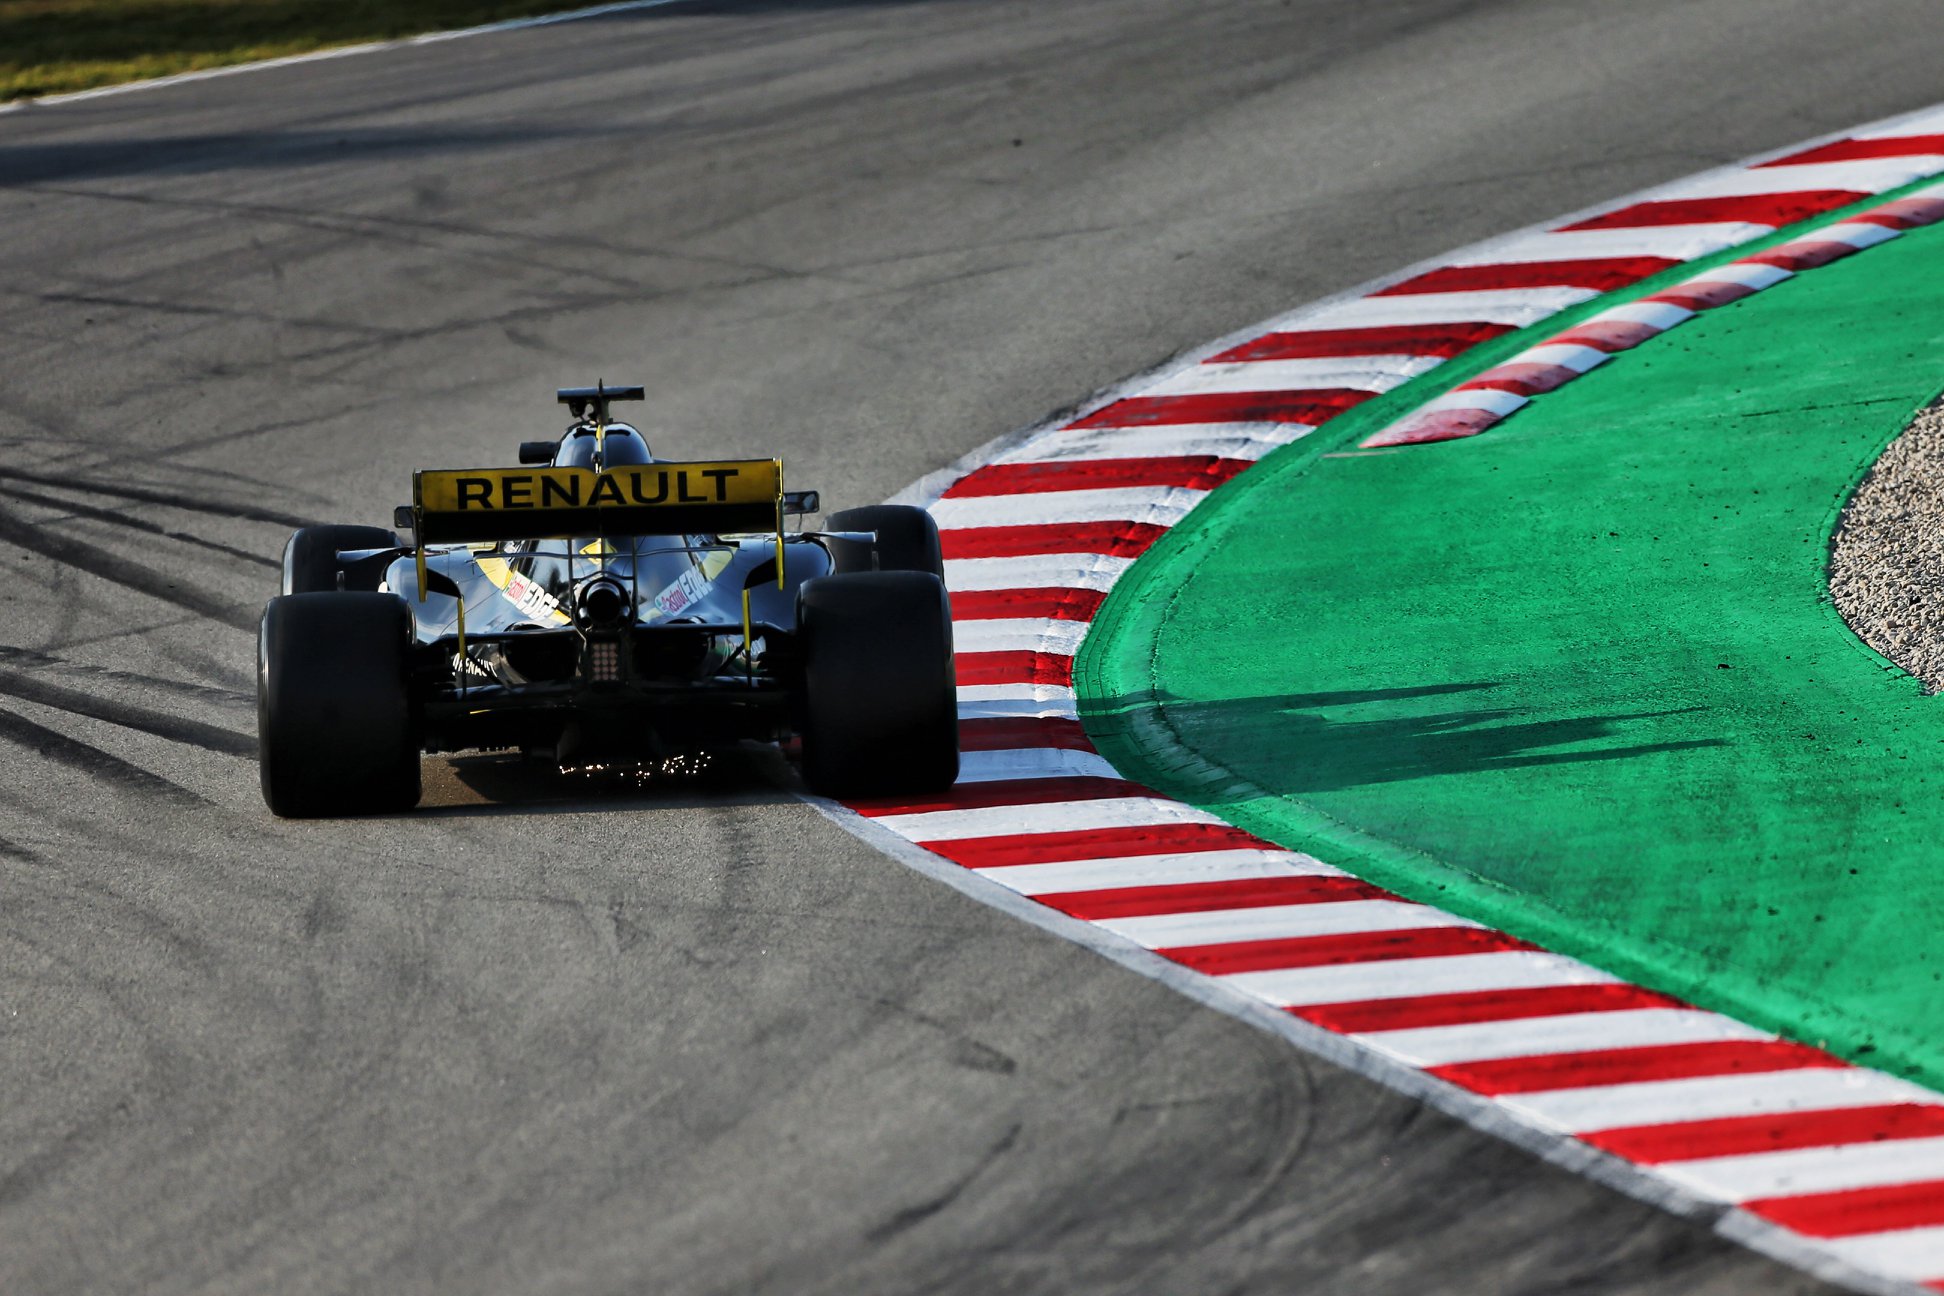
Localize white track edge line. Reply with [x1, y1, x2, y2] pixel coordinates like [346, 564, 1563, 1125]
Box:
[799, 794, 1924, 1296]
[0, 0, 691, 115]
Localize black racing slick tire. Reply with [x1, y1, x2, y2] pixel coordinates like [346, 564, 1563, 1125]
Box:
[797, 572, 958, 798]
[282, 524, 402, 595]
[825, 505, 945, 580]
[258, 593, 421, 817]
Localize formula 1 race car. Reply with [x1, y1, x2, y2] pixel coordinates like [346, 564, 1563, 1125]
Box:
[256, 384, 958, 817]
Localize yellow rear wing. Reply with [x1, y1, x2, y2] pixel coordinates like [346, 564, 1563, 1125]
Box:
[409, 459, 785, 599]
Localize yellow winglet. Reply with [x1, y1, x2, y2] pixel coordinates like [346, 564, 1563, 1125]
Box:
[740, 586, 755, 683]
[773, 457, 785, 590]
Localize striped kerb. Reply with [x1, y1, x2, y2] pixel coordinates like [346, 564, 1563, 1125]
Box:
[836, 110, 1944, 1294]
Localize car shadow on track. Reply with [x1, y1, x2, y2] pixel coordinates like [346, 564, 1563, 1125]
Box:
[1081, 682, 1729, 797]
[414, 743, 800, 817]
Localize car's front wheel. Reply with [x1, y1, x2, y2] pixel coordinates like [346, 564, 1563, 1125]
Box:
[258, 592, 421, 817]
[796, 572, 958, 797]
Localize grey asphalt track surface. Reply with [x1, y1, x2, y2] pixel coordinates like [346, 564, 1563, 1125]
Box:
[1, 2, 1940, 1292]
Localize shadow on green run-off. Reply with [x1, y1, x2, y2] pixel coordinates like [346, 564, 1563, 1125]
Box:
[1083, 683, 1724, 796]
[1078, 215, 1944, 1089]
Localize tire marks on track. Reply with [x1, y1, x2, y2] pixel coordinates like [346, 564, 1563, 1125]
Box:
[0, 644, 246, 706]
[0, 706, 207, 803]
[0, 482, 278, 569]
[0, 504, 254, 630]
[0, 665, 252, 757]
[0, 466, 312, 530]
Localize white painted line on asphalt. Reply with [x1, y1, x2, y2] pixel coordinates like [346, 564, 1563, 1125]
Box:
[1506, 1071, 1941, 1136]
[1101, 898, 1478, 951]
[941, 557, 1133, 593]
[1311, 286, 1600, 327]
[1445, 223, 1771, 264]
[956, 747, 1124, 785]
[872, 796, 1226, 843]
[1143, 356, 1436, 397]
[995, 424, 1294, 465]
[1228, 951, 1626, 1009]
[980, 848, 1345, 895]
[0, 0, 691, 116]
[1820, 1226, 1944, 1285]
[952, 618, 1090, 656]
[929, 486, 1206, 531]
[953, 682, 1078, 706]
[1664, 1135, 1944, 1204]
[953, 691, 1079, 722]
[1361, 1009, 1772, 1069]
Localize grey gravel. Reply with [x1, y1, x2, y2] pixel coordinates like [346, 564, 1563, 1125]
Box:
[1831, 399, 1944, 688]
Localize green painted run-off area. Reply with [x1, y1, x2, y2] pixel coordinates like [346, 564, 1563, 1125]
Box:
[1078, 221, 1944, 1088]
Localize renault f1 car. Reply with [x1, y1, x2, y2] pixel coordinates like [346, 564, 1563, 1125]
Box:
[256, 384, 958, 817]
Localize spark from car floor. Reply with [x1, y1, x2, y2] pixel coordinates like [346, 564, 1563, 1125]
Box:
[558, 752, 715, 785]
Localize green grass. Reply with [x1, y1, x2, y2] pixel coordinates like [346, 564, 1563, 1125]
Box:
[0, 0, 602, 101]
[1079, 217, 1944, 1089]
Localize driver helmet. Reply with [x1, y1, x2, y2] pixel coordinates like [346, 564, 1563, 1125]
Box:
[597, 424, 653, 467]
[552, 423, 653, 470]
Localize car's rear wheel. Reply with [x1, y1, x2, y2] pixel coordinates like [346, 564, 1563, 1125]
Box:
[825, 505, 945, 579]
[258, 592, 421, 817]
[282, 524, 402, 595]
[797, 572, 958, 797]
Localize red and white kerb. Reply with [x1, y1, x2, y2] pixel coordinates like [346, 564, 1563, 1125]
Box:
[836, 108, 1944, 1295]
[1365, 184, 1944, 448]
